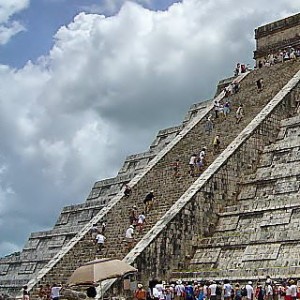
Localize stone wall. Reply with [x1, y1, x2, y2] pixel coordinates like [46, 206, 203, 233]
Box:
[170, 74, 300, 283]
[172, 113, 300, 282]
[254, 13, 300, 60]
[99, 66, 300, 297]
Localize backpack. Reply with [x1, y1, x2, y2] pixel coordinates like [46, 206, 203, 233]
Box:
[241, 287, 247, 297]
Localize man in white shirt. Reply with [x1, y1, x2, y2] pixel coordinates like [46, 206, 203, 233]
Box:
[289, 280, 297, 300]
[90, 224, 99, 241]
[208, 281, 217, 300]
[174, 280, 185, 300]
[245, 281, 254, 300]
[188, 154, 197, 177]
[95, 233, 106, 253]
[125, 225, 135, 249]
[223, 280, 233, 300]
[51, 284, 62, 300]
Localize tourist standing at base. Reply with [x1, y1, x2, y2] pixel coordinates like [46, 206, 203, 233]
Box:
[86, 286, 97, 299]
[135, 284, 147, 300]
[245, 281, 253, 300]
[265, 280, 273, 300]
[223, 280, 233, 300]
[51, 284, 62, 300]
[208, 281, 217, 300]
[38, 285, 47, 300]
[175, 280, 185, 300]
[234, 283, 242, 300]
[185, 282, 195, 300]
[289, 280, 297, 300]
[255, 285, 265, 300]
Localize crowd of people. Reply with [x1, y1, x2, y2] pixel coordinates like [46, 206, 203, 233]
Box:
[17, 283, 63, 300]
[256, 46, 300, 69]
[134, 278, 300, 300]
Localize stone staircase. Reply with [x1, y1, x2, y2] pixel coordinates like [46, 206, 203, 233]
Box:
[2, 59, 300, 298]
[172, 114, 300, 282]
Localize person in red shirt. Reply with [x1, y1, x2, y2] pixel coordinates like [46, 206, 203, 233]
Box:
[135, 284, 147, 300]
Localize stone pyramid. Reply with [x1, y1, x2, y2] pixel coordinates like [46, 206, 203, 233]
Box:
[1, 13, 300, 299]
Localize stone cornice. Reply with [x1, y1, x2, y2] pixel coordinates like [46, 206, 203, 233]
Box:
[255, 13, 300, 39]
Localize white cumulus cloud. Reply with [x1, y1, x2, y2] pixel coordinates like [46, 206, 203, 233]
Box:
[0, 0, 29, 44]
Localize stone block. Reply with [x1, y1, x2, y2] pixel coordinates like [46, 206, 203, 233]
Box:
[259, 153, 274, 167]
[260, 209, 292, 227]
[256, 183, 274, 198]
[289, 148, 300, 162]
[23, 239, 40, 251]
[190, 248, 221, 264]
[0, 264, 9, 275]
[238, 185, 256, 200]
[56, 213, 70, 226]
[18, 263, 37, 275]
[47, 236, 66, 249]
[215, 216, 239, 231]
[242, 244, 281, 261]
[274, 180, 300, 194]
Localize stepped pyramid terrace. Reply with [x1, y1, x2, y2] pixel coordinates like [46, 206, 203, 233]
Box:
[1, 12, 300, 299]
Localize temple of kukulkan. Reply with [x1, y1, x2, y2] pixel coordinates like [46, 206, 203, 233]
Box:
[1, 12, 300, 299]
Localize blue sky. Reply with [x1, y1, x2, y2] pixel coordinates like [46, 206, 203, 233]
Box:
[0, 0, 181, 68]
[0, 0, 299, 258]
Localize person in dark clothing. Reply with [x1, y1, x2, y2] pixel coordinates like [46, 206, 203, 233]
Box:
[124, 184, 132, 197]
[144, 191, 155, 212]
[256, 78, 263, 92]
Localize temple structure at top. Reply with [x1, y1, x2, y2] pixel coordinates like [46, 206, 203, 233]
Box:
[254, 12, 300, 61]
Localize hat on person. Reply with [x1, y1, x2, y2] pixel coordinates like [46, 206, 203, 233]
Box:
[248, 281, 252, 285]
[138, 284, 143, 288]
[129, 225, 134, 229]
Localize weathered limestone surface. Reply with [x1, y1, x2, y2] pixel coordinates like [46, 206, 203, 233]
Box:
[20, 60, 299, 299]
[174, 114, 300, 282]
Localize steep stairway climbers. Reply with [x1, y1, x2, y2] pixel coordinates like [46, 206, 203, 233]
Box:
[172, 114, 300, 282]
[27, 59, 300, 297]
